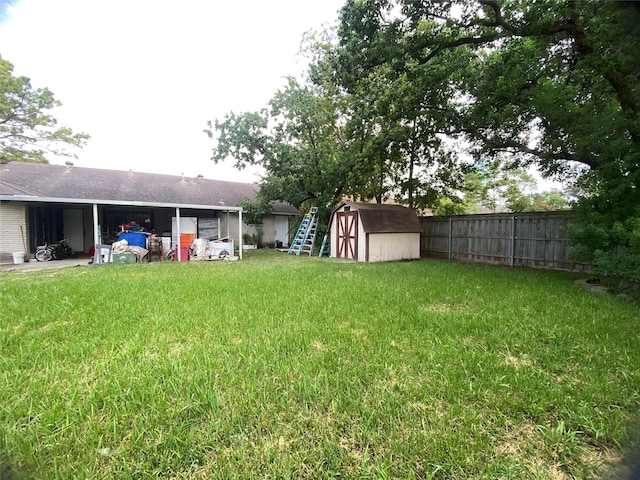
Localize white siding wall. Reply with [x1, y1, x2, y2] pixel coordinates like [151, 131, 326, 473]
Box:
[260, 215, 290, 246]
[218, 212, 240, 241]
[367, 233, 420, 262]
[228, 215, 289, 246]
[217, 213, 283, 245]
[260, 216, 276, 245]
[328, 206, 342, 259]
[0, 202, 27, 263]
[328, 216, 337, 259]
[357, 220, 367, 262]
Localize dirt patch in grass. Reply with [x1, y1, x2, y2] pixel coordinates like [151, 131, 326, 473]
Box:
[419, 302, 467, 313]
[501, 353, 533, 370]
[496, 420, 631, 479]
[310, 340, 326, 352]
[496, 421, 571, 479]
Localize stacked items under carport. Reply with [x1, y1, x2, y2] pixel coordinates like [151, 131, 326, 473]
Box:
[189, 238, 236, 261]
[111, 231, 149, 263]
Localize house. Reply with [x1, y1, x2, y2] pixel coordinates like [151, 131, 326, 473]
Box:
[328, 201, 422, 262]
[0, 162, 299, 263]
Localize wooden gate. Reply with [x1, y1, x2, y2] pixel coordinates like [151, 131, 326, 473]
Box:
[336, 211, 358, 260]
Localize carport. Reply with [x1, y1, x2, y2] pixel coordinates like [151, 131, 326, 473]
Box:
[5, 195, 244, 262]
[0, 162, 259, 263]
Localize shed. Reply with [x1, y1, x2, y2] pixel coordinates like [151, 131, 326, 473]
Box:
[328, 201, 422, 262]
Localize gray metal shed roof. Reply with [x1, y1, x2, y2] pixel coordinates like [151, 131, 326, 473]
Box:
[335, 201, 423, 233]
[0, 162, 299, 214]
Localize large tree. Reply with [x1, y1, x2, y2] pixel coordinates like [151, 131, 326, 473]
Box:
[206, 30, 389, 214]
[0, 57, 89, 164]
[207, 28, 466, 212]
[205, 75, 353, 217]
[207, 1, 639, 279]
[336, 0, 640, 279]
[461, 160, 569, 213]
[338, 0, 639, 186]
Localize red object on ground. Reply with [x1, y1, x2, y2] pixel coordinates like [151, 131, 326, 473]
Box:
[176, 246, 189, 262]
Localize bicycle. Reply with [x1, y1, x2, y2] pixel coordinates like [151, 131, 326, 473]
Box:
[35, 239, 76, 262]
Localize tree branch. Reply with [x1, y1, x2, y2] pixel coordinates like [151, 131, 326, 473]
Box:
[478, 0, 516, 32]
[419, 33, 505, 65]
[481, 136, 597, 169]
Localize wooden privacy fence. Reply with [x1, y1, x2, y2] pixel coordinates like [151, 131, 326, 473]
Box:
[420, 211, 591, 272]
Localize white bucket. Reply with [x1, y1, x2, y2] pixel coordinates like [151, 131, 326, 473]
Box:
[12, 252, 25, 264]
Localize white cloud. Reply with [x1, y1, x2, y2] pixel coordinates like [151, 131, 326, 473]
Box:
[0, 0, 344, 182]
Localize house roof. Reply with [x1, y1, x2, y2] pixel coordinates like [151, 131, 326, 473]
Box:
[335, 201, 423, 233]
[0, 162, 299, 215]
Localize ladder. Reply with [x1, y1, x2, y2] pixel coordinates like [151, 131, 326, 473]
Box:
[319, 231, 329, 257]
[288, 207, 318, 256]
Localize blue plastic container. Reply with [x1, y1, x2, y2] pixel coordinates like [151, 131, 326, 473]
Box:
[119, 232, 147, 248]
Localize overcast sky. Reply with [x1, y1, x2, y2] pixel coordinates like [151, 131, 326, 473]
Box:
[0, 0, 345, 183]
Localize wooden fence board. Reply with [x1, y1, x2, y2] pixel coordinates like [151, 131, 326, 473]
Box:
[420, 211, 591, 272]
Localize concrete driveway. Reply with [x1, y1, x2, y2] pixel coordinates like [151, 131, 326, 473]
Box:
[0, 256, 93, 272]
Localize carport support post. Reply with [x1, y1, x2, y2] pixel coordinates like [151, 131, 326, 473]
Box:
[176, 207, 182, 262]
[92, 203, 99, 263]
[238, 209, 243, 260]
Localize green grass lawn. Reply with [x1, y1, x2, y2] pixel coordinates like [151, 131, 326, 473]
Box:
[1, 251, 639, 479]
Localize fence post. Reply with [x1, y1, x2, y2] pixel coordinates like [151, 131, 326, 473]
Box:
[448, 217, 452, 260]
[510, 214, 516, 267]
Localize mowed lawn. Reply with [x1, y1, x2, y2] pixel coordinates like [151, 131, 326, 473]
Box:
[1, 251, 639, 479]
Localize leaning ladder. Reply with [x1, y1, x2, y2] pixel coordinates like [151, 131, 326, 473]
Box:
[288, 207, 318, 256]
[319, 231, 330, 257]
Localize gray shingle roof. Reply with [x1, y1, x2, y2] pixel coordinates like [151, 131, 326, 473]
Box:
[337, 201, 422, 233]
[0, 162, 299, 215]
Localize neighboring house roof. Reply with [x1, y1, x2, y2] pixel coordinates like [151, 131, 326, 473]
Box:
[335, 201, 423, 233]
[0, 162, 299, 215]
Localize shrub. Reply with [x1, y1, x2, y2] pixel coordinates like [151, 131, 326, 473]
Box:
[570, 214, 640, 283]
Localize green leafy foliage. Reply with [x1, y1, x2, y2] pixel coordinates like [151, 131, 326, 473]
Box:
[592, 253, 640, 285]
[570, 214, 640, 283]
[0, 57, 89, 164]
[335, 0, 640, 266]
[236, 197, 271, 226]
[206, 75, 355, 211]
[461, 160, 570, 213]
[206, 28, 466, 212]
[206, 0, 639, 271]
